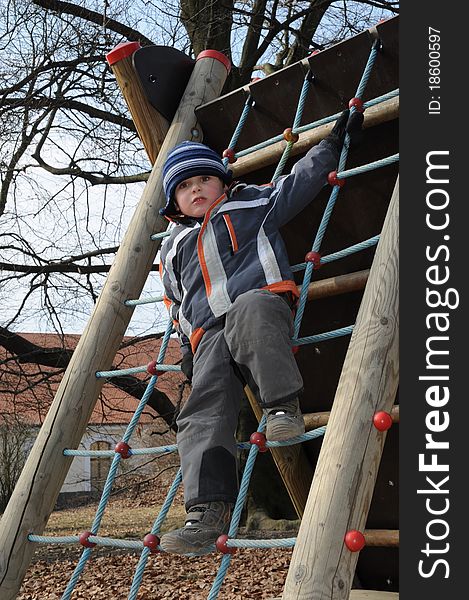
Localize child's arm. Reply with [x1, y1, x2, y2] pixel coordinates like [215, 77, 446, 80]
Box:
[267, 139, 338, 227]
[268, 110, 363, 227]
[159, 239, 193, 379]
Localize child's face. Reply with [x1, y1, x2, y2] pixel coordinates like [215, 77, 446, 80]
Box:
[174, 175, 226, 218]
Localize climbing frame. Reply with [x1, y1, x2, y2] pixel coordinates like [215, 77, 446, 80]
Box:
[0, 15, 399, 600]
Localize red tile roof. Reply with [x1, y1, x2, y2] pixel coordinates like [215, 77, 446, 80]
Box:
[0, 333, 184, 426]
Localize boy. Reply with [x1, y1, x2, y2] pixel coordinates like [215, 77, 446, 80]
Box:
[158, 110, 362, 554]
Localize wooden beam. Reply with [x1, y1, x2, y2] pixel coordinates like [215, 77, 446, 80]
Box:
[272, 591, 398, 600]
[302, 269, 370, 301]
[364, 529, 399, 548]
[350, 592, 399, 600]
[107, 42, 169, 165]
[231, 96, 398, 177]
[283, 177, 399, 599]
[304, 405, 399, 430]
[0, 52, 230, 600]
[245, 387, 313, 519]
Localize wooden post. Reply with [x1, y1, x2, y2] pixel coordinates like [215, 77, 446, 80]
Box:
[282, 177, 399, 600]
[106, 42, 169, 165]
[232, 96, 399, 177]
[245, 387, 313, 518]
[0, 50, 230, 600]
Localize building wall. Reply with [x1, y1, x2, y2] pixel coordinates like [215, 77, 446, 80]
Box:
[61, 424, 128, 493]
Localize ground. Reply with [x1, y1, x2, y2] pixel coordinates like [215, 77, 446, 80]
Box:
[16, 484, 296, 599]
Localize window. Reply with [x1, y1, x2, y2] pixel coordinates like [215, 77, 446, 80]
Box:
[90, 440, 111, 493]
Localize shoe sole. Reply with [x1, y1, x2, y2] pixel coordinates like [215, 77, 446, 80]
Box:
[160, 535, 216, 556]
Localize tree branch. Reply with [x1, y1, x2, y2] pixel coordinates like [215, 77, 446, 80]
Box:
[0, 262, 160, 274]
[32, 0, 156, 47]
[0, 327, 177, 428]
[1, 97, 135, 131]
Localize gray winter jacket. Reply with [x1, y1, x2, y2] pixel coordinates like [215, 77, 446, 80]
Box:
[159, 139, 338, 353]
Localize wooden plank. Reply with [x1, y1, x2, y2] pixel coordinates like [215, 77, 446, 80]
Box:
[364, 529, 399, 548]
[303, 269, 370, 301]
[271, 592, 398, 600]
[282, 177, 399, 599]
[245, 387, 313, 519]
[0, 52, 230, 600]
[350, 592, 398, 600]
[231, 95, 398, 177]
[304, 405, 399, 430]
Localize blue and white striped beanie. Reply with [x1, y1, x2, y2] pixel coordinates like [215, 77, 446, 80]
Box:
[160, 141, 232, 217]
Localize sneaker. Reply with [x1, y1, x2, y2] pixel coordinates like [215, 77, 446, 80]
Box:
[160, 501, 232, 555]
[265, 398, 305, 441]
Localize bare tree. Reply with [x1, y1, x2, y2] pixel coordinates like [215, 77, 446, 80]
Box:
[0, 0, 398, 418]
[0, 416, 32, 511]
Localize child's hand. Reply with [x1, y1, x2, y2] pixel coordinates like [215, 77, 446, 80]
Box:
[345, 110, 365, 147]
[181, 350, 194, 383]
[326, 109, 364, 153]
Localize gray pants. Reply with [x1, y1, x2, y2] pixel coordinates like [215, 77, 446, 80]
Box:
[176, 289, 304, 508]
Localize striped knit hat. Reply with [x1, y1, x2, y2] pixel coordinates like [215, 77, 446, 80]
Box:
[160, 141, 232, 217]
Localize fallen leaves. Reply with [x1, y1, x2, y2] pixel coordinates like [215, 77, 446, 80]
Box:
[18, 547, 292, 599]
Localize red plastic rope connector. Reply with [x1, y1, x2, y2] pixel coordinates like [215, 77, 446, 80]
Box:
[79, 531, 97, 548]
[147, 360, 163, 376]
[222, 148, 237, 163]
[250, 432, 268, 453]
[114, 441, 131, 459]
[305, 251, 322, 269]
[373, 411, 393, 431]
[327, 171, 345, 187]
[216, 534, 236, 554]
[143, 533, 161, 554]
[348, 97, 364, 113]
[283, 128, 299, 143]
[344, 529, 366, 552]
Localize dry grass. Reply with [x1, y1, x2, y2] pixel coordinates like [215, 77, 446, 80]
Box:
[44, 498, 186, 540]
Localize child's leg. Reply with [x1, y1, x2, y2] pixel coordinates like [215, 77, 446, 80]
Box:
[176, 324, 244, 510]
[224, 288, 303, 407]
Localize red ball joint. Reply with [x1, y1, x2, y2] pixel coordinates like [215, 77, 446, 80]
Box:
[216, 534, 236, 554]
[79, 531, 97, 548]
[344, 529, 366, 552]
[305, 251, 322, 269]
[292, 345, 300, 355]
[250, 431, 268, 453]
[283, 128, 299, 143]
[348, 97, 364, 113]
[115, 441, 131, 459]
[222, 148, 237, 163]
[327, 171, 345, 187]
[143, 533, 161, 554]
[147, 360, 162, 376]
[373, 411, 393, 432]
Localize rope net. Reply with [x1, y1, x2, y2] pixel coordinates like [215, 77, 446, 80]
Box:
[28, 36, 399, 600]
